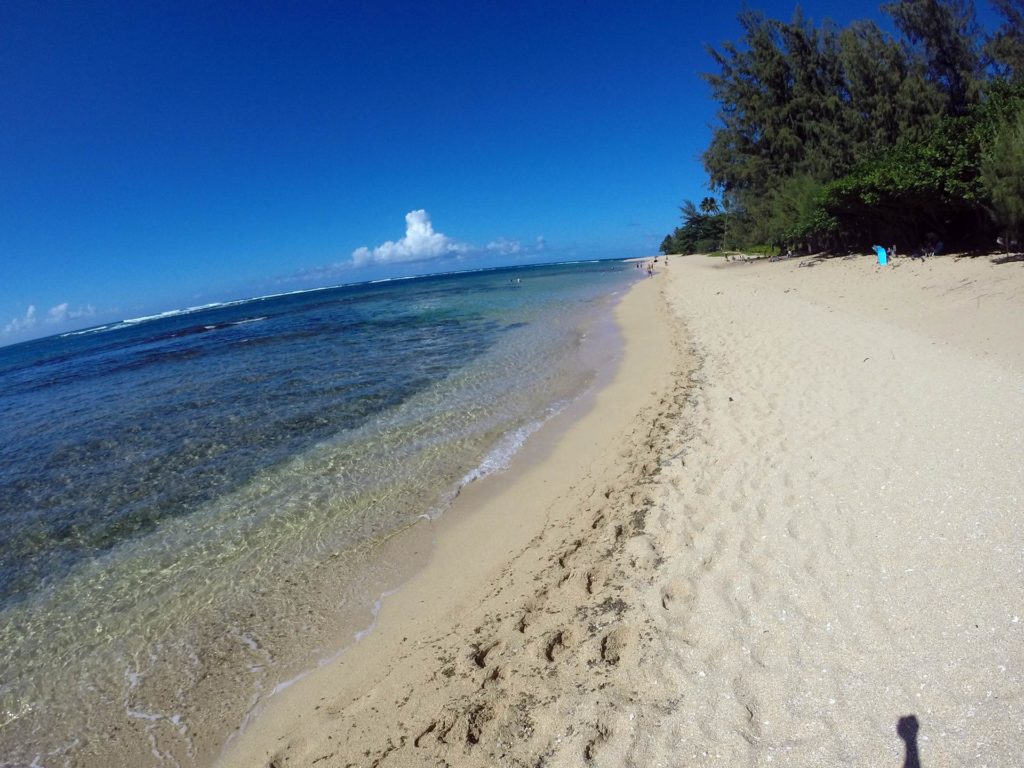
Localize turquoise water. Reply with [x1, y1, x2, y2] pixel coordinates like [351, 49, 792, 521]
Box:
[0, 261, 637, 766]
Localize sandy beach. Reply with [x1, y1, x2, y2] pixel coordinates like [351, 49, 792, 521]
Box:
[220, 253, 1023, 767]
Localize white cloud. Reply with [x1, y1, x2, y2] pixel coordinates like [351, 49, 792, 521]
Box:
[486, 235, 546, 257]
[47, 303, 69, 322]
[3, 305, 37, 335]
[2, 302, 97, 337]
[45, 302, 95, 325]
[486, 238, 523, 255]
[352, 210, 469, 266]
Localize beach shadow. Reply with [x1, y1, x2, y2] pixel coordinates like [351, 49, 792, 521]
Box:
[898, 715, 922, 768]
[991, 253, 1024, 265]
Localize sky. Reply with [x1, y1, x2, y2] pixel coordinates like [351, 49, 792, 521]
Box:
[0, 1, 1002, 344]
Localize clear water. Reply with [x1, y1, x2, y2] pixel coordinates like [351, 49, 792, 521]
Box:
[0, 260, 637, 766]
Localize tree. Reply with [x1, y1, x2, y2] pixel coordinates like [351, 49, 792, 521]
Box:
[838, 20, 944, 147]
[670, 2, 1017, 254]
[763, 174, 834, 250]
[699, 196, 721, 215]
[986, 0, 1024, 81]
[795, 81, 1024, 249]
[980, 101, 1024, 244]
[883, 0, 983, 114]
[660, 201, 727, 254]
[813, 115, 987, 247]
[700, 8, 946, 248]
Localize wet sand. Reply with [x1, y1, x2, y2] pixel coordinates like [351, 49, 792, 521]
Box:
[219, 253, 1024, 767]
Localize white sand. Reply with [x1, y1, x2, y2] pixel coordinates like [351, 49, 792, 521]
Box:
[645, 254, 1024, 766]
[220, 254, 1024, 767]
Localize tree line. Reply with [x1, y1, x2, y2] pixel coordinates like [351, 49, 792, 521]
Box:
[661, 0, 1024, 256]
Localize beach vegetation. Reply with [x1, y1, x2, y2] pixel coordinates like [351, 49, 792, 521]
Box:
[980, 98, 1024, 242]
[668, 0, 1024, 254]
[883, 0, 984, 116]
[660, 199, 728, 254]
[699, 196, 721, 215]
[986, 0, 1024, 82]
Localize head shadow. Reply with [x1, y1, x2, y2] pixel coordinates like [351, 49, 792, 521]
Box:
[897, 715, 922, 768]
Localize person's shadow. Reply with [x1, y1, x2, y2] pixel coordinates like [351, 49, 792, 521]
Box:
[897, 715, 922, 768]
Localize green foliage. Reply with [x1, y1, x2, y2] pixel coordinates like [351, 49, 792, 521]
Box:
[798, 80, 1024, 246]
[981, 100, 1024, 238]
[666, 1, 1024, 254]
[660, 200, 727, 254]
[821, 114, 983, 227]
[883, 0, 983, 114]
[838, 21, 945, 145]
[699, 196, 720, 214]
[737, 244, 777, 256]
[694, 6, 948, 250]
[701, 10, 868, 210]
[763, 175, 830, 247]
[986, 0, 1024, 82]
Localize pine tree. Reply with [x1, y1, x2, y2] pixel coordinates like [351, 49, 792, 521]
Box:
[883, 0, 983, 114]
[986, 0, 1024, 81]
[671, 1, 1017, 253]
[981, 102, 1024, 244]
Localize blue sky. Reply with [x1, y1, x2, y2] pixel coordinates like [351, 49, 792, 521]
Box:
[0, 1, 1000, 344]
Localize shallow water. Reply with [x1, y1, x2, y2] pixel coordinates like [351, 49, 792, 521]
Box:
[0, 260, 637, 766]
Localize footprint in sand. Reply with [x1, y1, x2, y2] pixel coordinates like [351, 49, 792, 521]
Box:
[659, 579, 693, 612]
[543, 628, 577, 663]
[584, 721, 612, 760]
[624, 535, 660, 571]
[470, 640, 500, 669]
[599, 626, 632, 666]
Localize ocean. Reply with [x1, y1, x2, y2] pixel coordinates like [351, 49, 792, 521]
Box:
[0, 260, 639, 766]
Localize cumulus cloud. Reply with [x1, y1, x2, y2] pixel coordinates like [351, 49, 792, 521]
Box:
[3, 305, 37, 335]
[352, 210, 469, 266]
[486, 238, 523, 255]
[46, 302, 95, 324]
[484, 235, 545, 257]
[2, 302, 97, 337]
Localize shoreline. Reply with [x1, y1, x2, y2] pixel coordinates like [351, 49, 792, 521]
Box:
[211, 275, 638, 754]
[0, 265, 643, 768]
[217, 267, 687, 766]
[221, 252, 1023, 766]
